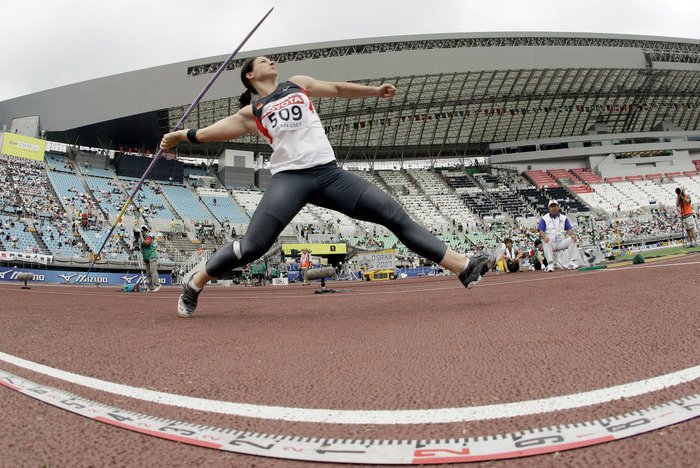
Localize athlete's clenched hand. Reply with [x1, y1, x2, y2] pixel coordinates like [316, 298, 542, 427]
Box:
[377, 84, 397, 100]
[160, 130, 187, 150]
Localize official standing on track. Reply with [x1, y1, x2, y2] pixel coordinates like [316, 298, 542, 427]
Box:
[161, 56, 504, 317]
[299, 248, 311, 285]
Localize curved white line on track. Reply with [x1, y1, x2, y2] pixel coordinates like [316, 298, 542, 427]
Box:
[1, 351, 698, 425]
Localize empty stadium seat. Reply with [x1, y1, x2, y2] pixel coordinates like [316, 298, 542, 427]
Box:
[571, 168, 603, 185]
[48, 171, 99, 213]
[84, 176, 127, 215]
[377, 170, 416, 195]
[121, 180, 177, 220]
[160, 185, 212, 222]
[524, 170, 560, 189]
[441, 170, 479, 193]
[78, 162, 114, 179]
[45, 152, 75, 173]
[200, 194, 249, 224]
[398, 194, 451, 230]
[406, 169, 450, 195]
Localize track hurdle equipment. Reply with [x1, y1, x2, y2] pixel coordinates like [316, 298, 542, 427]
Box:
[15, 272, 34, 290]
[304, 267, 337, 294]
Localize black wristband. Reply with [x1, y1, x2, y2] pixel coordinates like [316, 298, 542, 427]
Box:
[186, 128, 200, 144]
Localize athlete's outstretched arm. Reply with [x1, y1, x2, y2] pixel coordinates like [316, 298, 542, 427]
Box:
[160, 105, 257, 149]
[289, 75, 396, 100]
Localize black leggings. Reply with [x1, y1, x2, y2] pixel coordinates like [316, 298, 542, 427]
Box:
[205, 162, 448, 277]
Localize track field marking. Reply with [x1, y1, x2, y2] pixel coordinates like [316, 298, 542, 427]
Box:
[2, 369, 699, 464]
[0, 351, 698, 425]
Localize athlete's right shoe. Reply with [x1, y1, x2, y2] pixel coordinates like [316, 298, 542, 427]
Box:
[458, 243, 506, 289]
[177, 280, 201, 318]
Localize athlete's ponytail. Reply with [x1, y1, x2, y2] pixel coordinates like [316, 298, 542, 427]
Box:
[239, 89, 253, 108]
[239, 56, 259, 108]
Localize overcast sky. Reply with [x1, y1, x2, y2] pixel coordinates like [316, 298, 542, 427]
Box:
[0, 0, 698, 102]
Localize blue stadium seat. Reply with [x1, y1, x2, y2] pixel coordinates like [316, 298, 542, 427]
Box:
[84, 176, 126, 215]
[47, 172, 93, 213]
[160, 185, 211, 222]
[0, 215, 42, 254]
[120, 180, 177, 220]
[200, 195, 249, 224]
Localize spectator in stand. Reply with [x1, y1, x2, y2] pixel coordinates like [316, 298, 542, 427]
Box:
[538, 200, 580, 272]
[676, 187, 697, 246]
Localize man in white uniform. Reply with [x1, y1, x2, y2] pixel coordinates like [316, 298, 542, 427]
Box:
[538, 200, 580, 272]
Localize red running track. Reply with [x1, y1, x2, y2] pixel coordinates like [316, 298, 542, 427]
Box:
[0, 254, 699, 466]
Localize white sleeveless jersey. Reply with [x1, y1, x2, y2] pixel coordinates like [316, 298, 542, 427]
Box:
[541, 213, 569, 242]
[252, 81, 336, 174]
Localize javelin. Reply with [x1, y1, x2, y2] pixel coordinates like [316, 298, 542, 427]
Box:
[87, 7, 274, 273]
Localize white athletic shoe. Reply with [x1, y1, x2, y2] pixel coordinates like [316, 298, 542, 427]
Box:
[458, 243, 506, 289]
[545, 264, 555, 273]
[151, 285, 162, 292]
[177, 280, 201, 317]
[567, 262, 579, 270]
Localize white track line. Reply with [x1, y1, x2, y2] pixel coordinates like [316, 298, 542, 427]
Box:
[1, 351, 698, 425]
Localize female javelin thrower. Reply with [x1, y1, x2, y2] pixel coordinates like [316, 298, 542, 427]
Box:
[161, 56, 505, 317]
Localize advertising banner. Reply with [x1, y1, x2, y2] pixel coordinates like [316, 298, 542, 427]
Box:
[0, 266, 172, 286]
[282, 243, 347, 255]
[1, 132, 46, 161]
[0, 251, 53, 265]
[356, 250, 395, 272]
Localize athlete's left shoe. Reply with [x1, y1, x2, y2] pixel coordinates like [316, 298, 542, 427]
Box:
[150, 284, 162, 292]
[459, 243, 506, 289]
[177, 280, 201, 318]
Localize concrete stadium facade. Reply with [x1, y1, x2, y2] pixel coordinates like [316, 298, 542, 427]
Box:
[1, 31, 699, 165]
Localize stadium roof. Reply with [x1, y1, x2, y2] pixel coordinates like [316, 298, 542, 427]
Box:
[2, 32, 699, 163]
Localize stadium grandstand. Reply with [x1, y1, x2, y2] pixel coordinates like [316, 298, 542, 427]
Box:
[1, 31, 699, 281]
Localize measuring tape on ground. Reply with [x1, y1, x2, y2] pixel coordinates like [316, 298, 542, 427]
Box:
[1, 369, 698, 464]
